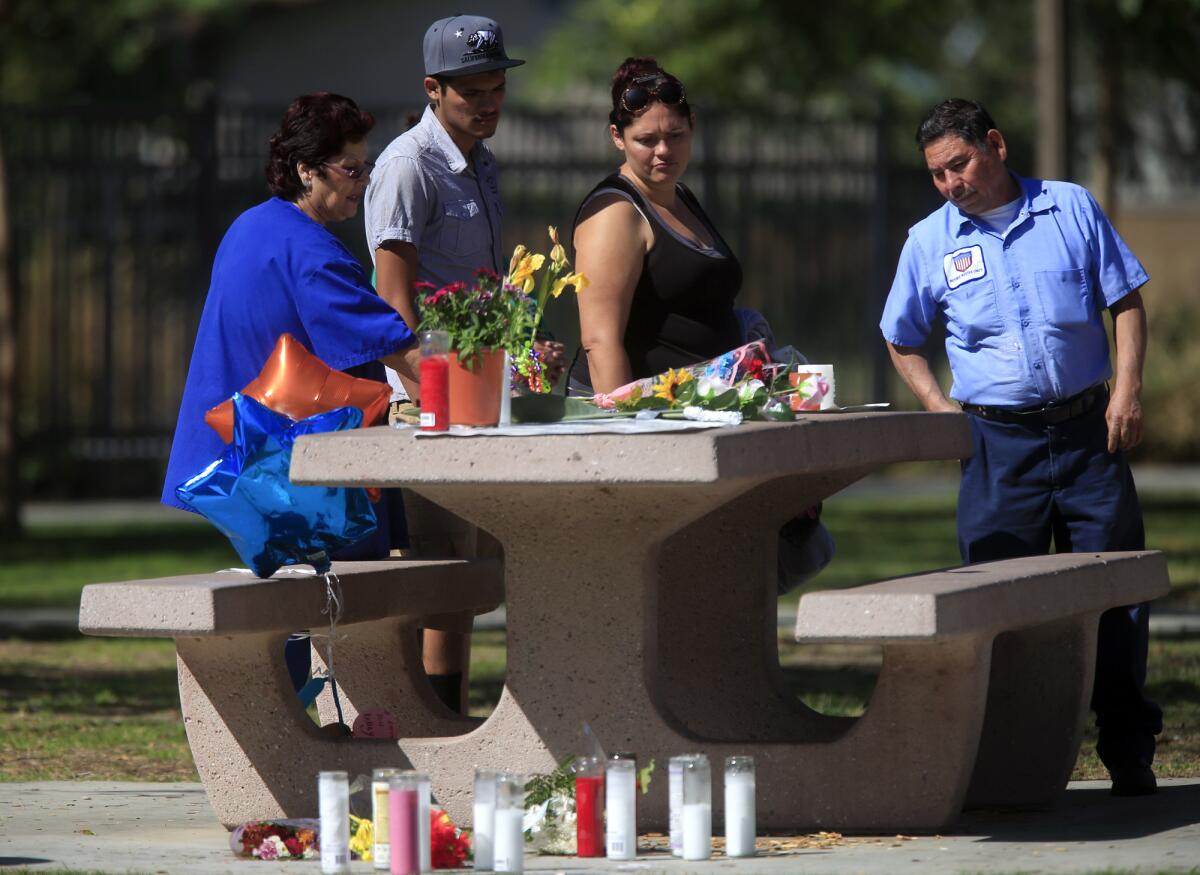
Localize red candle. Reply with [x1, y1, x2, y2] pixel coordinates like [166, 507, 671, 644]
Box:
[419, 355, 449, 432]
[575, 773, 605, 857]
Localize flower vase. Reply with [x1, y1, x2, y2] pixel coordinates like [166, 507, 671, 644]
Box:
[448, 348, 506, 426]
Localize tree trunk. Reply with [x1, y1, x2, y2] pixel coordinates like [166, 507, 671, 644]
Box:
[0, 128, 21, 539]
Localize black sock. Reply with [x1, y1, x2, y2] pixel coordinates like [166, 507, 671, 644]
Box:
[427, 672, 463, 713]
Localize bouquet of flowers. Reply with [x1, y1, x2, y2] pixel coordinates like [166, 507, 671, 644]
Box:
[506, 226, 588, 393]
[591, 342, 832, 423]
[415, 268, 535, 371]
[432, 808, 472, 868]
[230, 819, 320, 860]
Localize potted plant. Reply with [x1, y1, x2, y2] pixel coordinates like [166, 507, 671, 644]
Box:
[415, 227, 586, 425]
[415, 269, 532, 426]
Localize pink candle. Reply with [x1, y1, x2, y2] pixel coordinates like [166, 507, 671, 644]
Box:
[388, 780, 419, 875]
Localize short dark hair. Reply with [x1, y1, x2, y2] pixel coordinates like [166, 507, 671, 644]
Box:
[609, 56, 692, 134]
[915, 98, 997, 150]
[266, 92, 375, 200]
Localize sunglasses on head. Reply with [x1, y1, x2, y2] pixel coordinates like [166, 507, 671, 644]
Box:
[620, 74, 686, 114]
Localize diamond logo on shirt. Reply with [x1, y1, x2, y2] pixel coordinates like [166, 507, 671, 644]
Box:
[943, 244, 986, 289]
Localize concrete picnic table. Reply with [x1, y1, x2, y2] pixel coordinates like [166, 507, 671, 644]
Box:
[289, 411, 986, 830]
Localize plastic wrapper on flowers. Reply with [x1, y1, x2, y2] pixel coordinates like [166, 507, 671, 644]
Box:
[592, 340, 771, 409]
[521, 790, 577, 855]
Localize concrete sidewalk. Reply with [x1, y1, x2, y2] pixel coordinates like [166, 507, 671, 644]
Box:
[1, 780, 1197, 874]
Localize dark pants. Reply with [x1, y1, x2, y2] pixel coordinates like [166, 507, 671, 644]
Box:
[958, 404, 1162, 771]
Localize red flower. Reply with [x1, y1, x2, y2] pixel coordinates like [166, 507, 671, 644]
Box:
[414, 281, 438, 292]
[444, 281, 468, 295]
[474, 267, 501, 282]
[283, 837, 303, 857]
[745, 358, 765, 381]
[430, 809, 471, 869]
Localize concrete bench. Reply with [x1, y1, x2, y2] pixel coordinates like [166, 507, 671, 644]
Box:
[78, 557, 503, 826]
[794, 550, 1170, 814]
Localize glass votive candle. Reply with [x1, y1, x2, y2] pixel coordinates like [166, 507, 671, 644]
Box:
[387, 773, 421, 875]
[571, 755, 605, 857]
[419, 329, 450, 431]
[668, 753, 701, 857]
[724, 756, 756, 857]
[605, 757, 637, 860]
[473, 767, 500, 872]
[681, 754, 712, 861]
[493, 772, 525, 873]
[318, 770, 351, 874]
[372, 767, 401, 870]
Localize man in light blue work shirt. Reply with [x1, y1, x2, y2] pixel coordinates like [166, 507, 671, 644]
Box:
[880, 99, 1160, 796]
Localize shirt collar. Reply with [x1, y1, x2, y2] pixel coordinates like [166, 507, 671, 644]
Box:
[418, 104, 475, 175]
[953, 172, 1056, 236]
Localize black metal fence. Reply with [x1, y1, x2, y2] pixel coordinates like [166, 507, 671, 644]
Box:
[0, 100, 938, 498]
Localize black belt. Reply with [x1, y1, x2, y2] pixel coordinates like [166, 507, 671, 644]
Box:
[961, 384, 1107, 426]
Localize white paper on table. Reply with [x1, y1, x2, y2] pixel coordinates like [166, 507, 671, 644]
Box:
[408, 418, 734, 437]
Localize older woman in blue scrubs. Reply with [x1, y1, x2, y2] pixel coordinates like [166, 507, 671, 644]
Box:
[162, 92, 422, 700]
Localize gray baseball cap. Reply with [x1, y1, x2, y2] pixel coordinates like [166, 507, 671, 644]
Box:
[423, 14, 525, 78]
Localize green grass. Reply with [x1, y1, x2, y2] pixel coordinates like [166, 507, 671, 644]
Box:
[0, 487, 1197, 784]
[0, 521, 238, 609]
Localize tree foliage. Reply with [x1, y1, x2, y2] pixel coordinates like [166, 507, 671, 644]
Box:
[0, 0, 244, 105]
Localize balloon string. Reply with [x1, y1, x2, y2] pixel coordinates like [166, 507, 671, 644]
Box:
[321, 571, 346, 728]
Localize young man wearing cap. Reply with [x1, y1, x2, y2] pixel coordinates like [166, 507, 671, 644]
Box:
[364, 14, 551, 714]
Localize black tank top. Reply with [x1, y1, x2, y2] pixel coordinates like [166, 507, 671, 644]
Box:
[568, 173, 743, 389]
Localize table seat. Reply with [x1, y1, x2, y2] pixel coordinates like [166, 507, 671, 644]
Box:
[795, 551, 1170, 809]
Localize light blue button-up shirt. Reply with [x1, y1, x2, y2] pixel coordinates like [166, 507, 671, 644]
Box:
[364, 105, 505, 284]
[880, 175, 1148, 408]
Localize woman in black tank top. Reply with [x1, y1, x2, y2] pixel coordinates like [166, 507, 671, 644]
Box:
[570, 57, 743, 394]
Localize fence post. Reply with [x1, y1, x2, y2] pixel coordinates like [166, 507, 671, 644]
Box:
[868, 105, 892, 404]
[0, 119, 22, 537]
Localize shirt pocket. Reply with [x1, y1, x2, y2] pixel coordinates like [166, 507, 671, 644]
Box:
[1034, 268, 1092, 327]
[943, 277, 1004, 346]
[441, 198, 490, 258]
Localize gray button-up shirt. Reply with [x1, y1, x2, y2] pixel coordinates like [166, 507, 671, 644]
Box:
[364, 104, 505, 285]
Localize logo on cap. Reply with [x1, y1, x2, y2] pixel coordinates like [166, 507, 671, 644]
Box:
[464, 29, 500, 59]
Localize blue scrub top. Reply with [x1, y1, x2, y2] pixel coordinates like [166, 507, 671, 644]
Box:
[162, 197, 415, 510]
[880, 176, 1148, 408]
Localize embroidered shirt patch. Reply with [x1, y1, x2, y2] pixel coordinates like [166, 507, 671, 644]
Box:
[943, 244, 986, 290]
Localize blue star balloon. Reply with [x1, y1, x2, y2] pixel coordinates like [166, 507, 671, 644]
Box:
[175, 393, 377, 578]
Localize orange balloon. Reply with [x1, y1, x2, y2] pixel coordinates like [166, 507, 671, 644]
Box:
[204, 333, 391, 443]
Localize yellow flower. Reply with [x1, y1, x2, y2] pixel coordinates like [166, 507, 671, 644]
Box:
[507, 244, 528, 277]
[547, 225, 559, 245]
[549, 242, 568, 271]
[551, 271, 589, 298]
[349, 816, 373, 862]
[507, 252, 545, 291]
[652, 368, 694, 402]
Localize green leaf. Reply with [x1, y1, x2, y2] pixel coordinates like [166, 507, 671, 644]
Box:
[511, 395, 624, 422]
[675, 380, 697, 405]
[711, 389, 740, 410]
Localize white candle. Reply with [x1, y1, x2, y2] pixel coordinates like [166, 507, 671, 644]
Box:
[416, 774, 431, 872]
[668, 755, 690, 857]
[723, 771, 756, 857]
[605, 759, 637, 860]
[492, 808, 525, 873]
[681, 803, 711, 861]
[318, 771, 351, 874]
[473, 768, 498, 872]
[372, 769, 400, 870]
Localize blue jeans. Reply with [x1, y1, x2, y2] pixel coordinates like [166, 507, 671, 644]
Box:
[958, 403, 1162, 770]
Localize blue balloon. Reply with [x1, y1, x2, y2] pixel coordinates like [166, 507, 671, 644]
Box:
[175, 393, 377, 578]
